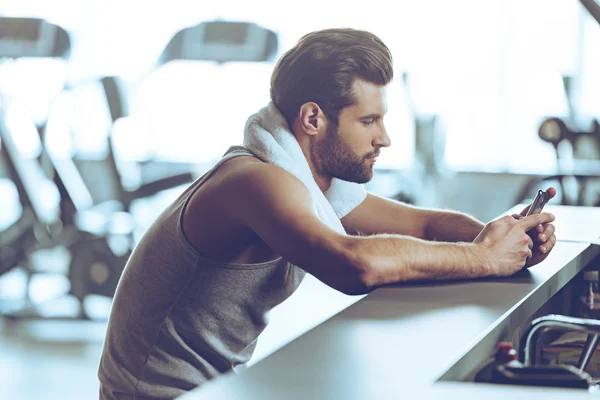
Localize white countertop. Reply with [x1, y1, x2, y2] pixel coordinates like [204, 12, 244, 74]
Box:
[180, 206, 600, 399]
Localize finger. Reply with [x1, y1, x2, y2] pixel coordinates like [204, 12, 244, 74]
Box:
[519, 212, 555, 231]
[545, 187, 557, 200]
[537, 224, 545, 233]
[527, 236, 534, 250]
[539, 234, 557, 253]
[539, 224, 555, 242]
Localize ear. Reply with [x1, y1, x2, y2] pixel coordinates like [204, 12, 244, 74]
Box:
[298, 102, 326, 136]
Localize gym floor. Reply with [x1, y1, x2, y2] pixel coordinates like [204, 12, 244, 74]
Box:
[0, 189, 183, 400]
[1, 317, 106, 399]
[0, 269, 108, 400]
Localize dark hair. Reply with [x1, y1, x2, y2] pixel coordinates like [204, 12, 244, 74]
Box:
[270, 28, 393, 128]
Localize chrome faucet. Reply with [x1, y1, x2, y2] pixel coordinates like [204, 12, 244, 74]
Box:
[519, 314, 600, 371]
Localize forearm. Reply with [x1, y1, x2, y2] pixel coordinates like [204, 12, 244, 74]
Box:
[424, 210, 485, 243]
[347, 234, 487, 288]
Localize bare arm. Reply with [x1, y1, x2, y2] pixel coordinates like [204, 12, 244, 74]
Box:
[424, 209, 485, 242]
[340, 193, 430, 238]
[226, 163, 554, 295]
[341, 193, 484, 242]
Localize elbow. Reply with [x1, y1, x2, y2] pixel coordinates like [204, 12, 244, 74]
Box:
[333, 239, 379, 296]
[354, 262, 381, 295]
[304, 235, 380, 296]
[335, 277, 374, 296]
[333, 276, 374, 296]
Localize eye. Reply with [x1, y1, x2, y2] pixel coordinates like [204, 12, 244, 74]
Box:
[361, 118, 376, 126]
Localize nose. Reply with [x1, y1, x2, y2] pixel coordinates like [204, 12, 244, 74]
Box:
[373, 125, 391, 148]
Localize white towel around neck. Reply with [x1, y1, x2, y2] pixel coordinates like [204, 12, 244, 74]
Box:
[241, 101, 367, 232]
[238, 102, 369, 366]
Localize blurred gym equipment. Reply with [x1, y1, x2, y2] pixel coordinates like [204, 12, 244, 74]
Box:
[98, 76, 194, 213]
[0, 101, 132, 320]
[0, 18, 280, 320]
[514, 82, 600, 207]
[48, 75, 195, 222]
[157, 20, 278, 65]
[80, 19, 279, 211]
[514, 0, 600, 207]
[516, 113, 600, 206]
[0, 17, 133, 320]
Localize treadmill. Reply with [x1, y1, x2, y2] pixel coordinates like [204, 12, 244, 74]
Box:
[0, 17, 69, 276]
[0, 18, 131, 320]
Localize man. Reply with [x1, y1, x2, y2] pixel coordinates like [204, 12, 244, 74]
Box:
[99, 28, 556, 399]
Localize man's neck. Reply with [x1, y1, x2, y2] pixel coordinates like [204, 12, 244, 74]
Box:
[308, 161, 332, 193]
[294, 133, 332, 192]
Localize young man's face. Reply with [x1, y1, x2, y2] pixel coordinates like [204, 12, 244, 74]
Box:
[313, 79, 391, 183]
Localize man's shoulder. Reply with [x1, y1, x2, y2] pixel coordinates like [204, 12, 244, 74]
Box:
[204, 155, 315, 233]
[219, 156, 309, 199]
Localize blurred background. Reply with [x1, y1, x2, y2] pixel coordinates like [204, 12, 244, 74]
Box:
[0, 0, 599, 398]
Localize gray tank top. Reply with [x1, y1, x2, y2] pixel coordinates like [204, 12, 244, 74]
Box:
[98, 147, 305, 399]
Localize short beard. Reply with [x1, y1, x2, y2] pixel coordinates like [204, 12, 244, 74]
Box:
[312, 122, 374, 184]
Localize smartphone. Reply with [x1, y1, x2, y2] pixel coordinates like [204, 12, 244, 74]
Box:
[525, 189, 550, 217]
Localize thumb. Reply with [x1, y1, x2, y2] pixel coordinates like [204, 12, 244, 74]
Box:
[545, 186, 557, 200]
